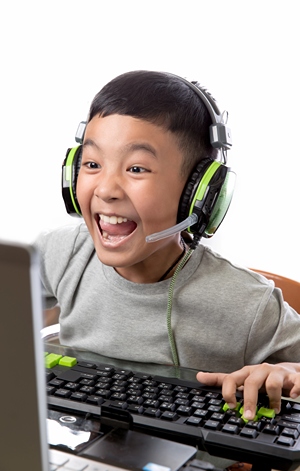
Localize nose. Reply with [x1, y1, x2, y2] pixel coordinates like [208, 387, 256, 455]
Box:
[94, 169, 124, 202]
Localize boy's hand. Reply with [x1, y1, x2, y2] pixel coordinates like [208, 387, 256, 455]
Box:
[196, 362, 300, 420]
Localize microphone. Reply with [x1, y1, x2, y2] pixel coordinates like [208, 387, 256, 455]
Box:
[146, 213, 198, 243]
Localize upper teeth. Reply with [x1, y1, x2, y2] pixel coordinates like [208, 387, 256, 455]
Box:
[100, 214, 128, 224]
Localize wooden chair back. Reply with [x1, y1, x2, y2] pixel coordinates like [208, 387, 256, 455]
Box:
[251, 269, 300, 314]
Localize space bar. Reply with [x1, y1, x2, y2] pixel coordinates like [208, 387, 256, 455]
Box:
[48, 396, 101, 415]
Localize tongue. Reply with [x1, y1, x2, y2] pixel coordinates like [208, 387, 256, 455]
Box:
[100, 220, 137, 236]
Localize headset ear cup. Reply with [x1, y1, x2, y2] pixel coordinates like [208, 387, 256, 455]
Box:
[178, 158, 212, 223]
[178, 158, 235, 239]
[61, 146, 82, 216]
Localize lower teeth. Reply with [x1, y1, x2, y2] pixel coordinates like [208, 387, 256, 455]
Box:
[102, 231, 127, 242]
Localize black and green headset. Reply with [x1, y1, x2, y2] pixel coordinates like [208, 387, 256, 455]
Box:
[62, 74, 236, 244]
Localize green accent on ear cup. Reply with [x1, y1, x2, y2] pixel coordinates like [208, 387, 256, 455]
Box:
[63, 146, 82, 216]
[205, 169, 236, 237]
[188, 160, 222, 217]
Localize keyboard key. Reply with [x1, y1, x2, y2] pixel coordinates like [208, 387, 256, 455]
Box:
[59, 356, 77, 367]
[46, 371, 56, 382]
[281, 427, 300, 439]
[211, 412, 225, 422]
[257, 406, 276, 419]
[282, 414, 300, 424]
[143, 399, 160, 408]
[86, 395, 105, 405]
[80, 378, 96, 386]
[227, 417, 244, 427]
[244, 420, 262, 431]
[278, 420, 300, 431]
[240, 428, 258, 439]
[174, 398, 190, 406]
[110, 392, 127, 401]
[160, 402, 176, 412]
[186, 416, 202, 426]
[277, 436, 295, 446]
[95, 389, 111, 399]
[159, 395, 174, 403]
[77, 361, 97, 369]
[45, 353, 62, 368]
[143, 407, 161, 418]
[222, 423, 239, 434]
[70, 392, 88, 402]
[127, 395, 143, 405]
[161, 411, 179, 421]
[193, 409, 209, 419]
[176, 405, 192, 416]
[127, 404, 144, 414]
[204, 420, 221, 431]
[54, 388, 72, 398]
[65, 382, 80, 391]
[262, 424, 280, 435]
[80, 386, 96, 395]
[49, 379, 65, 388]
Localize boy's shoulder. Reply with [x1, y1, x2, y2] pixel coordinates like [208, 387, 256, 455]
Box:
[200, 244, 272, 288]
[35, 222, 93, 260]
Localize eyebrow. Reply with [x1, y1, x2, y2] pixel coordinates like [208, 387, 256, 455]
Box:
[82, 139, 158, 158]
[124, 142, 158, 158]
[82, 138, 99, 150]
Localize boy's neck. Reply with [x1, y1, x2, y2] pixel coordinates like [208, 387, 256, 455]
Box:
[114, 238, 186, 284]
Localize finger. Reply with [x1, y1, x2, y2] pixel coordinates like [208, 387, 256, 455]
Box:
[289, 374, 300, 399]
[242, 367, 271, 420]
[264, 365, 300, 411]
[220, 371, 249, 410]
[196, 371, 241, 409]
[196, 371, 227, 387]
[264, 372, 285, 414]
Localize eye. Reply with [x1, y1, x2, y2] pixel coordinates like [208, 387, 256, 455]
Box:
[129, 166, 148, 173]
[83, 161, 101, 170]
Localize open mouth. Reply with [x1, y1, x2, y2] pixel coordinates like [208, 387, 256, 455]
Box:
[97, 214, 137, 242]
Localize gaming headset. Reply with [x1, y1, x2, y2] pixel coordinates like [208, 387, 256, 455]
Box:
[62, 73, 236, 246]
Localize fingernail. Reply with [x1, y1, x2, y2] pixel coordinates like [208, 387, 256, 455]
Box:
[243, 410, 253, 420]
[227, 402, 236, 409]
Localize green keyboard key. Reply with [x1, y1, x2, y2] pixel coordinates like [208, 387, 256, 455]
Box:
[59, 356, 77, 367]
[223, 401, 241, 412]
[239, 405, 258, 423]
[45, 353, 63, 368]
[257, 406, 276, 419]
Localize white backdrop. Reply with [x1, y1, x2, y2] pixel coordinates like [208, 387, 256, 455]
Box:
[1, 1, 299, 281]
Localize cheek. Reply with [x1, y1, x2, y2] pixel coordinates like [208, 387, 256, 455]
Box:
[76, 173, 91, 210]
[136, 181, 183, 226]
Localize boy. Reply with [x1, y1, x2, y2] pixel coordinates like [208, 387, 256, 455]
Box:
[36, 70, 300, 429]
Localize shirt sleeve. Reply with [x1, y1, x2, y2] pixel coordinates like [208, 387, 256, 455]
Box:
[245, 279, 300, 364]
[34, 224, 86, 309]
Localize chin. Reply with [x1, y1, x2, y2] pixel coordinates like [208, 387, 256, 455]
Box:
[94, 245, 131, 268]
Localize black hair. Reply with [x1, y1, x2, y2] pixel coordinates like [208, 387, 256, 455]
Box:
[88, 70, 218, 178]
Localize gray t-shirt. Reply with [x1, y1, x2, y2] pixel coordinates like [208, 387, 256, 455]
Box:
[36, 223, 300, 371]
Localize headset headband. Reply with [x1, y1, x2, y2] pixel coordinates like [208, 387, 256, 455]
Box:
[167, 74, 232, 154]
[74, 73, 232, 152]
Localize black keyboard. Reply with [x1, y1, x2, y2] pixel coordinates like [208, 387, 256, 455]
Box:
[45, 350, 300, 471]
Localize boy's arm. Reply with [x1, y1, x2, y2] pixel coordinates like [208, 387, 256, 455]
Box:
[197, 362, 300, 420]
[43, 305, 60, 327]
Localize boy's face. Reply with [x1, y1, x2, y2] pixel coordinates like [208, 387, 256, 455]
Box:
[77, 114, 186, 273]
